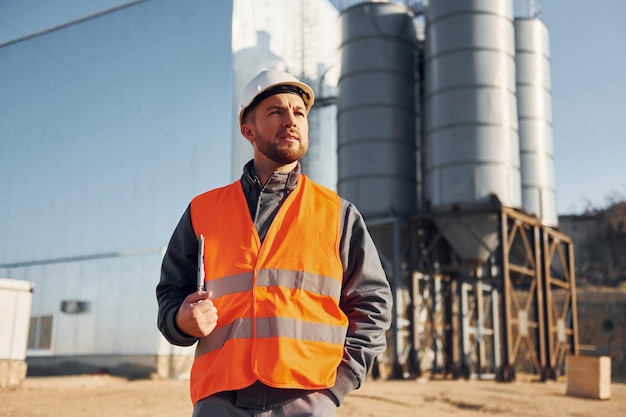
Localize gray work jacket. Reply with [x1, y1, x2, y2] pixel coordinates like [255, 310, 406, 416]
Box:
[157, 161, 393, 406]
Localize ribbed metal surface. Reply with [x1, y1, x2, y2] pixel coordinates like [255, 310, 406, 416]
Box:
[302, 101, 338, 191]
[0, 0, 233, 360]
[337, 2, 418, 218]
[515, 18, 558, 227]
[423, 0, 521, 261]
[424, 0, 521, 209]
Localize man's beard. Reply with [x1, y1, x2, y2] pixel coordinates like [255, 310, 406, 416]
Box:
[256, 130, 308, 164]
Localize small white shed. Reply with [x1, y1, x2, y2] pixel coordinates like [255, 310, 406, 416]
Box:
[0, 278, 33, 387]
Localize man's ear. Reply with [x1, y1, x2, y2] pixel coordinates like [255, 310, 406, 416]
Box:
[241, 123, 254, 143]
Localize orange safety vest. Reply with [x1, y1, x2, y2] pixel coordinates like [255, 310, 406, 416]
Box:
[188, 175, 347, 404]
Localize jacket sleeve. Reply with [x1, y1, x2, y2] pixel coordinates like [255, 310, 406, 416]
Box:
[156, 205, 200, 346]
[327, 200, 393, 405]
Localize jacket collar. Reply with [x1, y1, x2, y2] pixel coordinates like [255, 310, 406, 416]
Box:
[242, 160, 301, 194]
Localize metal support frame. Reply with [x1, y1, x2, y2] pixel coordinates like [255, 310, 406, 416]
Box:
[499, 207, 545, 381]
[366, 216, 415, 379]
[408, 203, 579, 382]
[542, 226, 579, 379]
[460, 280, 500, 379]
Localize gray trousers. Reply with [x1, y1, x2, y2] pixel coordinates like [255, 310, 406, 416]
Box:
[192, 391, 337, 417]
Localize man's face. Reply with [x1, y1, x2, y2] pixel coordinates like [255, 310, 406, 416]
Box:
[243, 93, 309, 165]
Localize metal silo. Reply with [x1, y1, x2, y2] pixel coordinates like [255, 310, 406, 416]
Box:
[515, 17, 558, 227]
[337, 1, 418, 218]
[338, 1, 419, 378]
[423, 0, 521, 262]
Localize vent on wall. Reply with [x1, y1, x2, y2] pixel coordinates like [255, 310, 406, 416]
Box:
[60, 300, 90, 314]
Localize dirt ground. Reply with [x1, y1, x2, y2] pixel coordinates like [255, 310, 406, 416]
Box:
[1, 374, 624, 417]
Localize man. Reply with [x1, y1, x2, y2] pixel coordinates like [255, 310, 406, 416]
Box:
[157, 69, 392, 416]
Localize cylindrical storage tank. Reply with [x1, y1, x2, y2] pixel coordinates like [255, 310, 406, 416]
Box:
[302, 78, 338, 191]
[423, 0, 521, 262]
[232, 31, 287, 181]
[514, 18, 558, 227]
[338, 2, 418, 218]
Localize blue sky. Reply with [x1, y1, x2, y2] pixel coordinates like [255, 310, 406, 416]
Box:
[538, 0, 626, 214]
[1, 0, 624, 215]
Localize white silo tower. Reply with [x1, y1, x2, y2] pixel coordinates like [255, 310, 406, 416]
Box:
[232, 30, 287, 180]
[231, 0, 339, 186]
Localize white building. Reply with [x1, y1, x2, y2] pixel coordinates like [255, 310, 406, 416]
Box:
[0, 0, 339, 378]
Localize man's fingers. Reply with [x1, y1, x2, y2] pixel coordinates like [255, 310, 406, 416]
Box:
[188, 290, 211, 303]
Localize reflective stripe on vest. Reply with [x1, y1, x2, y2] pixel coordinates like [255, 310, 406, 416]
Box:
[189, 175, 346, 403]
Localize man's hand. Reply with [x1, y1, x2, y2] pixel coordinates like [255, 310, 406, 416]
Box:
[175, 291, 218, 338]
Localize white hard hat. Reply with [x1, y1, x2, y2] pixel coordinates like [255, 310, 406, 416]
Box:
[238, 69, 315, 126]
